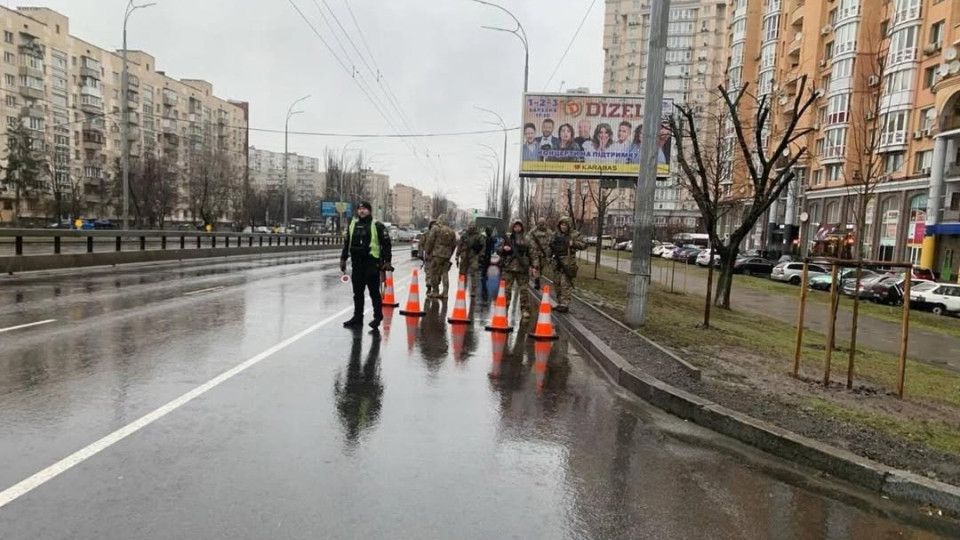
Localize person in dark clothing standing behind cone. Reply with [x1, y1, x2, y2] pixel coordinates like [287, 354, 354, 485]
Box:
[423, 215, 456, 299]
[528, 218, 552, 290]
[340, 201, 393, 329]
[499, 220, 535, 320]
[550, 216, 584, 312]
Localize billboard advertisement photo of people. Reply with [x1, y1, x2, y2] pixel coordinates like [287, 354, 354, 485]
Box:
[519, 93, 673, 179]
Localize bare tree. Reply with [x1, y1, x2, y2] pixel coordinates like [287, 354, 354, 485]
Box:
[588, 180, 620, 278]
[3, 121, 47, 225]
[565, 180, 589, 231]
[670, 94, 741, 325]
[500, 173, 516, 232]
[678, 79, 819, 309]
[185, 146, 238, 228]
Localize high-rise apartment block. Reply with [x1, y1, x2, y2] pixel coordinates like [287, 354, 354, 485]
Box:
[724, 0, 960, 277]
[602, 0, 729, 234]
[249, 147, 325, 204]
[0, 6, 249, 224]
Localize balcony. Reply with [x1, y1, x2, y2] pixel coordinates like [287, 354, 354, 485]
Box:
[79, 96, 103, 113]
[893, 4, 921, 26]
[734, 5, 747, 19]
[765, 0, 782, 15]
[18, 64, 43, 79]
[82, 131, 105, 150]
[20, 104, 45, 119]
[879, 130, 908, 149]
[79, 84, 103, 99]
[788, 33, 803, 57]
[128, 111, 141, 126]
[162, 92, 178, 106]
[19, 85, 44, 100]
[790, 4, 804, 27]
[888, 47, 917, 66]
[127, 127, 141, 141]
[80, 66, 100, 80]
[822, 145, 846, 162]
[126, 91, 140, 106]
[128, 75, 140, 88]
[161, 118, 178, 134]
[836, 4, 861, 24]
[82, 120, 105, 134]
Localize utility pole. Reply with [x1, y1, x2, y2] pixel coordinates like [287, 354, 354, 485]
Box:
[121, 1, 155, 230]
[625, 0, 671, 326]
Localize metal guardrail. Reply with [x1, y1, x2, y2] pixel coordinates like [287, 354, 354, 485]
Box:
[0, 229, 344, 274]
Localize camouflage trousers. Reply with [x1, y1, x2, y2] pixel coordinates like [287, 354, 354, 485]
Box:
[459, 255, 480, 296]
[502, 270, 531, 316]
[427, 256, 451, 294]
[554, 270, 575, 308]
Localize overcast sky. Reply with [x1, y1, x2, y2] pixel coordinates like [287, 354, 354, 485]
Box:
[19, 0, 604, 210]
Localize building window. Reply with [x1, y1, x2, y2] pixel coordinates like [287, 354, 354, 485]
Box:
[4, 73, 14, 87]
[26, 117, 44, 131]
[3, 31, 12, 43]
[930, 20, 945, 47]
[883, 152, 905, 174]
[826, 200, 841, 222]
[4, 52, 14, 64]
[826, 93, 850, 124]
[923, 66, 937, 88]
[832, 58, 854, 79]
[920, 107, 935, 130]
[5, 95, 16, 107]
[914, 150, 933, 172]
[827, 164, 844, 182]
[883, 68, 915, 94]
[7, 116, 18, 128]
[813, 169, 823, 186]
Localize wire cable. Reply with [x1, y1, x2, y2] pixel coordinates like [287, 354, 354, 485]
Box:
[543, 0, 599, 91]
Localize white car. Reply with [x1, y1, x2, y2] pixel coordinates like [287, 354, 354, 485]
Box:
[652, 243, 675, 257]
[770, 262, 829, 285]
[910, 282, 960, 316]
[696, 250, 720, 267]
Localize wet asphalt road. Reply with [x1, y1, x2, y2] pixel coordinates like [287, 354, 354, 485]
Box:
[0, 254, 956, 539]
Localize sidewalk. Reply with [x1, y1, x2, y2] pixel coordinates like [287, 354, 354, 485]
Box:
[581, 251, 960, 373]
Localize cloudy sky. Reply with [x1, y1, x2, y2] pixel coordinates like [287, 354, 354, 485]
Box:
[19, 0, 605, 210]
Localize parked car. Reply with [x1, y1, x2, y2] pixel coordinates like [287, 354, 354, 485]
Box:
[615, 240, 630, 251]
[663, 246, 689, 260]
[770, 262, 828, 285]
[841, 274, 891, 299]
[92, 219, 118, 230]
[910, 267, 936, 281]
[733, 257, 776, 276]
[809, 268, 878, 291]
[871, 278, 931, 306]
[410, 234, 422, 258]
[599, 235, 615, 249]
[910, 282, 960, 315]
[44, 220, 74, 229]
[624, 241, 633, 252]
[696, 250, 720, 267]
[652, 243, 675, 257]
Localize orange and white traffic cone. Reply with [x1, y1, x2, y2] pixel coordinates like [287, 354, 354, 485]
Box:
[382, 270, 400, 308]
[533, 340, 552, 392]
[399, 269, 426, 317]
[489, 331, 507, 379]
[528, 285, 559, 341]
[447, 275, 472, 325]
[484, 280, 514, 333]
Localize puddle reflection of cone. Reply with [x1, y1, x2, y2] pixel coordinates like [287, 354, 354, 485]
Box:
[489, 332, 507, 379]
[448, 275, 472, 324]
[404, 315, 419, 353]
[484, 280, 514, 333]
[399, 269, 426, 317]
[382, 307, 395, 340]
[528, 286, 559, 341]
[534, 340, 552, 392]
[382, 271, 400, 308]
[452, 323, 466, 363]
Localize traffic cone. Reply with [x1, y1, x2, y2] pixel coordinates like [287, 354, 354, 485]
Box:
[489, 331, 507, 379]
[534, 340, 552, 392]
[447, 275, 472, 324]
[451, 323, 466, 364]
[528, 286, 559, 341]
[382, 270, 400, 308]
[399, 269, 426, 317]
[484, 280, 514, 333]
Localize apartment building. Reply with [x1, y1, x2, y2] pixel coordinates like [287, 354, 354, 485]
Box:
[249, 146, 325, 204]
[602, 0, 729, 232]
[0, 6, 249, 225]
[722, 0, 960, 279]
[363, 170, 391, 219]
[391, 183, 422, 227]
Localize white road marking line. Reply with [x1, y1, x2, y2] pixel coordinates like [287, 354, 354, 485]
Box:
[0, 306, 353, 510]
[0, 320, 57, 334]
[183, 286, 225, 296]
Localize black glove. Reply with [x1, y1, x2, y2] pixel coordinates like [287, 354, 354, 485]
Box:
[339, 259, 347, 273]
[382, 262, 394, 272]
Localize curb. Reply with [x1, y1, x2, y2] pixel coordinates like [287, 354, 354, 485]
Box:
[549, 292, 960, 516]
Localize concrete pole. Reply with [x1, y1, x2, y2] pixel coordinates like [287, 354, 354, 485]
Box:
[625, 0, 671, 326]
[283, 95, 309, 232]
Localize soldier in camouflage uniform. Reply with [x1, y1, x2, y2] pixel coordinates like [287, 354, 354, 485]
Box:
[422, 215, 456, 299]
[422, 220, 437, 294]
[498, 220, 535, 320]
[456, 222, 485, 297]
[550, 216, 585, 312]
[527, 218, 552, 290]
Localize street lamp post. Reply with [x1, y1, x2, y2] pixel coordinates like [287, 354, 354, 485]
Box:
[475, 107, 508, 221]
[472, 0, 529, 220]
[283, 95, 310, 233]
[121, 0, 155, 230]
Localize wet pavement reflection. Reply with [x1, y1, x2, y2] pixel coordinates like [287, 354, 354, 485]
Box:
[0, 262, 956, 539]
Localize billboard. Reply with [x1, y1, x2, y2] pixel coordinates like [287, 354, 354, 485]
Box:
[320, 201, 353, 218]
[519, 93, 673, 179]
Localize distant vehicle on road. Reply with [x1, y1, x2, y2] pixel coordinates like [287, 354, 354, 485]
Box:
[696, 250, 720, 267]
[871, 278, 931, 306]
[770, 262, 828, 285]
[92, 219, 118, 230]
[653, 243, 675, 257]
[44, 220, 74, 229]
[411, 234, 422, 258]
[809, 268, 878, 291]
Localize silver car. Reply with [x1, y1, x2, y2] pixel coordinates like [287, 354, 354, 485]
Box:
[770, 262, 828, 285]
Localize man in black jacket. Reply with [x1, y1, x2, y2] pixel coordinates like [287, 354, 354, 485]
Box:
[340, 201, 393, 329]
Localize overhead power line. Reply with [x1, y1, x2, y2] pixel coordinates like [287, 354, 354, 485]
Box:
[543, 0, 599, 91]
